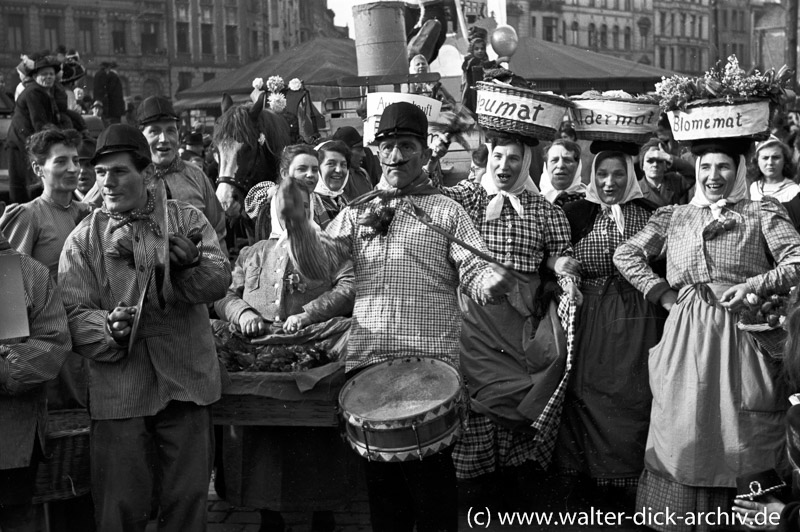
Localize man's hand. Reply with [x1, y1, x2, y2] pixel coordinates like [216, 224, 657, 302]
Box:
[732, 496, 784, 531]
[169, 234, 199, 267]
[284, 312, 311, 333]
[239, 310, 266, 337]
[108, 302, 135, 342]
[276, 179, 308, 225]
[484, 261, 514, 300]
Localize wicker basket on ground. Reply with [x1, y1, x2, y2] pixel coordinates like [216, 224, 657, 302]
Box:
[32, 409, 91, 504]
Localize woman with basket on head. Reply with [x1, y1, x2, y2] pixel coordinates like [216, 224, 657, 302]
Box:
[214, 144, 356, 532]
[555, 141, 668, 512]
[614, 134, 800, 528]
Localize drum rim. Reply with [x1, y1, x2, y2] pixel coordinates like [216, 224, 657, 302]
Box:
[338, 357, 462, 424]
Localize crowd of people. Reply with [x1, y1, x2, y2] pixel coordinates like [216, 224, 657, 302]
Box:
[6, 44, 800, 532]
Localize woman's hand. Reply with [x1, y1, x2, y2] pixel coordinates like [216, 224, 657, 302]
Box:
[550, 256, 582, 278]
[732, 496, 784, 530]
[283, 312, 311, 333]
[484, 261, 515, 300]
[564, 282, 584, 306]
[720, 283, 750, 312]
[659, 289, 678, 311]
[239, 310, 266, 337]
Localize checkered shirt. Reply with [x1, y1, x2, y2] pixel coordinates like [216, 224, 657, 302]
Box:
[306, 193, 496, 372]
[614, 197, 800, 299]
[441, 180, 574, 273]
[574, 202, 652, 289]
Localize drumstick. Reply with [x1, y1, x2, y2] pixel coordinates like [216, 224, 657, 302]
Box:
[402, 198, 530, 284]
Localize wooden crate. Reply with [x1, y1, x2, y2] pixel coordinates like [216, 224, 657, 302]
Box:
[212, 364, 345, 427]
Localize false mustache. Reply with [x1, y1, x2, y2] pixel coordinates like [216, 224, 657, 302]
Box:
[385, 160, 410, 168]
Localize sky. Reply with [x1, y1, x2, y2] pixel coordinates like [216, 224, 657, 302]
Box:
[327, 0, 356, 38]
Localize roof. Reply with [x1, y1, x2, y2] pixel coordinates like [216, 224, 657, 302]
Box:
[175, 36, 676, 112]
[509, 37, 674, 93]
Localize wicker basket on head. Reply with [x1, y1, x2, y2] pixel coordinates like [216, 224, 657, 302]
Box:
[668, 97, 771, 142]
[475, 81, 572, 141]
[569, 95, 661, 144]
[32, 409, 91, 504]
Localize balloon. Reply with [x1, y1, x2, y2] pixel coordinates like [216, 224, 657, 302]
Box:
[491, 25, 519, 59]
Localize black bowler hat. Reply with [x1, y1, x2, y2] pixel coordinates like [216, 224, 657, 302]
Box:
[332, 126, 363, 148]
[136, 96, 179, 126]
[373, 102, 428, 143]
[91, 124, 151, 165]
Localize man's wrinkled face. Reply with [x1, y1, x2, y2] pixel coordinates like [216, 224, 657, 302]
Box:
[378, 135, 430, 188]
[142, 120, 180, 168]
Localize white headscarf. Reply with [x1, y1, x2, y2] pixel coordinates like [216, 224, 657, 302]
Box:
[539, 156, 585, 203]
[689, 154, 748, 220]
[481, 142, 540, 220]
[314, 141, 350, 198]
[585, 152, 643, 235]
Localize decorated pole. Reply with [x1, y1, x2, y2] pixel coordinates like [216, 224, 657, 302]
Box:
[352, 0, 409, 77]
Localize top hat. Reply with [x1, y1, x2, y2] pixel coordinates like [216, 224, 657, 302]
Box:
[136, 96, 179, 126]
[91, 124, 151, 165]
[373, 102, 428, 144]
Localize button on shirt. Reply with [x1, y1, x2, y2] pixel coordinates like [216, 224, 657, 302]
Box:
[301, 192, 495, 372]
[58, 201, 231, 420]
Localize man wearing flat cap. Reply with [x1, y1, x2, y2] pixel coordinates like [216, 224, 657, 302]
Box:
[58, 124, 231, 532]
[278, 101, 514, 532]
[137, 96, 227, 254]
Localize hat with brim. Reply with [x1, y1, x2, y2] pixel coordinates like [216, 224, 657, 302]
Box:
[78, 138, 96, 161]
[373, 102, 428, 144]
[91, 124, 151, 166]
[30, 55, 61, 76]
[735, 469, 786, 501]
[690, 137, 752, 160]
[137, 96, 179, 126]
[332, 126, 364, 148]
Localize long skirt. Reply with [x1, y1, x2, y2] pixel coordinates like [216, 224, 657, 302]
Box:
[636, 284, 788, 531]
[558, 278, 666, 483]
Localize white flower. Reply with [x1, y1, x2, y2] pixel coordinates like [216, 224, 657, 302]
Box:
[258, 132, 266, 146]
[745, 293, 761, 306]
[288, 78, 302, 91]
[268, 93, 287, 113]
[252, 77, 264, 90]
[266, 75, 285, 93]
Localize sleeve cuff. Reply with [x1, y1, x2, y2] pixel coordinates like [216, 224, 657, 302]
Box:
[646, 281, 671, 305]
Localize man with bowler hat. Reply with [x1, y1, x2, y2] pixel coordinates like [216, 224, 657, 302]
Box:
[278, 102, 514, 532]
[58, 124, 231, 532]
[137, 96, 227, 254]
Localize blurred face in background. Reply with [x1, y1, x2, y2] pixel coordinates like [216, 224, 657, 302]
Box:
[34, 67, 56, 89]
[757, 145, 786, 182]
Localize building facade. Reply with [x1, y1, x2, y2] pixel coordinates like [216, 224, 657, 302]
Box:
[1, 0, 343, 104]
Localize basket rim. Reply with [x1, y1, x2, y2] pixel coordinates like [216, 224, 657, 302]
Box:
[570, 96, 660, 105]
[670, 97, 772, 110]
[46, 409, 90, 438]
[475, 81, 574, 107]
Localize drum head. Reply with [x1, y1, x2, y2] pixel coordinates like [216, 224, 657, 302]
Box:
[341, 358, 460, 423]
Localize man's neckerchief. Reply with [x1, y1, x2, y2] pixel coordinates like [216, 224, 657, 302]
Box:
[349, 174, 439, 237]
[107, 192, 162, 237]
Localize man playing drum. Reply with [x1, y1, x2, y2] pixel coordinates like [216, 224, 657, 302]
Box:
[277, 102, 514, 532]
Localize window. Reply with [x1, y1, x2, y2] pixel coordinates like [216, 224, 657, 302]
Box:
[659, 45, 666, 68]
[43, 16, 61, 52]
[670, 47, 674, 69]
[624, 0, 631, 10]
[77, 18, 94, 53]
[201, 24, 214, 55]
[544, 17, 558, 42]
[680, 14, 686, 37]
[600, 24, 608, 48]
[226, 26, 238, 56]
[571, 21, 579, 45]
[670, 13, 675, 36]
[270, 0, 278, 22]
[531, 16, 537, 38]
[690, 15, 696, 38]
[272, 40, 280, 53]
[177, 22, 190, 54]
[740, 10, 746, 31]
[7, 14, 24, 51]
[176, 3, 189, 21]
[612, 25, 619, 49]
[659, 12, 666, 35]
[624, 26, 631, 50]
[204, 72, 216, 82]
[588, 23, 597, 48]
[722, 9, 728, 30]
[141, 22, 159, 54]
[112, 20, 126, 54]
[699, 16, 704, 39]
[562, 20, 567, 44]
[250, 29, 258, 58]
[678, 47, 686, 71]
[178, 72, 193, 91]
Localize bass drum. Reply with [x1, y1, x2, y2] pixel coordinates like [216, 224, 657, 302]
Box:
[338, 357, 466, 462]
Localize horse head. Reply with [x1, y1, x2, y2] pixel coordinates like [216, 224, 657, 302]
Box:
[213, 91, 291, 221]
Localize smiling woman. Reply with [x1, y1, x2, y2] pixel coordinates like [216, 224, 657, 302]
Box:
[0, 127, 92, 410]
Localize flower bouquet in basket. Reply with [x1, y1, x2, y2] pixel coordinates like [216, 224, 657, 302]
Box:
[656, 55, 794, 142]
[737, 287, 799, 360]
